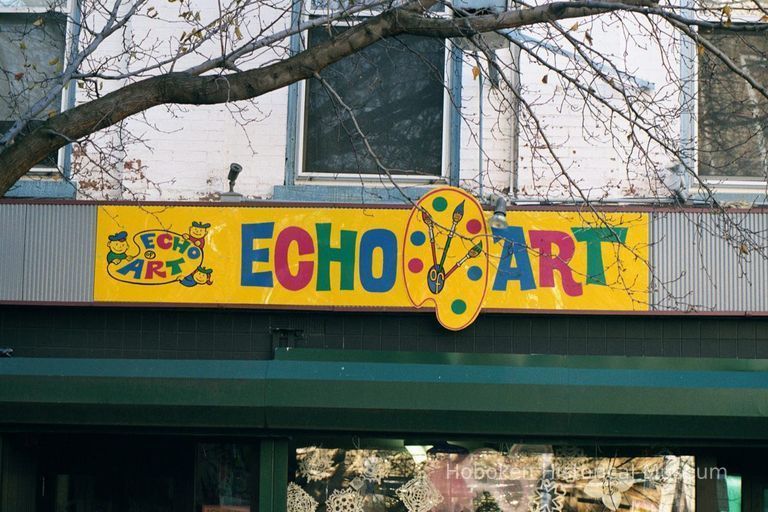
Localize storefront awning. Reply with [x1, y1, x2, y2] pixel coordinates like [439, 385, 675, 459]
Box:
[2, 350, 768, 441]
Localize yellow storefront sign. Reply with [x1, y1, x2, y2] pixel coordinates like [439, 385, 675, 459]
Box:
[94, 187, 649, 330]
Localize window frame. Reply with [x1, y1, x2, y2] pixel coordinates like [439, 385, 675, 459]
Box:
[682, 6, 768, 197]
[696, 25, 768, 185]
[0, 0, 76, 176]
[291, 9, 458, 185]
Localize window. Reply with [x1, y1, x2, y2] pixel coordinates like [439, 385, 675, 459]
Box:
[0, 0, 68, 171]
[297, 21, 452, 180]
[698, 27, 768, 180]
[289, 441, 697, 512]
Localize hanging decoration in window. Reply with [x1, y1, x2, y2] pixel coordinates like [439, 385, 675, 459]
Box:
[297, 447, 338, 482]
[528, 478, 567, 512]
[396, 471, 444, 512]
[552, 447, 593, 483]
[362, 454, 392, 484]
[326, 488, 366, 512]
[582, 472, 634, 511]
[287, 482, 319, 512]
[290, 445, 694, 512]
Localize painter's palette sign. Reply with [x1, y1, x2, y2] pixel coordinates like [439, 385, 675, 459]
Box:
[94, 187, 649, 330]
[403, 188, 489, 329]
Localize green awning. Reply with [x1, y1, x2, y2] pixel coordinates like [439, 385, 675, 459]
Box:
[1, 350, 768, 441]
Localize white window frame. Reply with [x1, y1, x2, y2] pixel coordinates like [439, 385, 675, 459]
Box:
[0, 0, 75, 175]
[684, 4, 768, 196]
[293, 9, 456, 185]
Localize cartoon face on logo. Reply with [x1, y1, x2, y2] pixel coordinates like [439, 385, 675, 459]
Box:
[181, 266, 214, 287]
[403, 187, 489, 330]
[106, 231, 133, 265]
[184, 221, 211, 249]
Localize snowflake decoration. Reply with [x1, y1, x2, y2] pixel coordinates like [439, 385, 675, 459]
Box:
[528, 478, 566, 512]
[326, 488, 365, 512]
[287, 482, 318, 512]
[298, 447, 337, 482]
[553, 447, 592, 483]
[396, 472, 444, 512]
[507, 445, 547, 469]
[362, 455, 392, 484]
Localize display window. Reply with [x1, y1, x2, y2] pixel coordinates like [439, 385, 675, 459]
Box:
[288, 442, 696, 512]
[28, 435, 258, 512]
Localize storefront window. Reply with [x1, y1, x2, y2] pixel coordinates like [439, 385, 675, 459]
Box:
[196, 443, 257, 512]
[289, 443, 696, 512]
[31, 436, 257, 512]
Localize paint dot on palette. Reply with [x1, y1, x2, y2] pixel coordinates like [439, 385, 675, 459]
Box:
[467, 266, 483, 281]
[432, 196, 448, 212]
[451, 299, 467, 315]
[466, 219, 482, 234]
[410, 231, 426, 246]
[408, 258, 424, 273]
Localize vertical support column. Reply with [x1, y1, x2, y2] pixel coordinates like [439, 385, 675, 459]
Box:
[61, 0, 84, 180]
[695, 455, 719, 512]
[283, 0, 303, 186]
[679, 0, 696, 192]
[449, 43, 463, 187]
[0, 435, 4, 512]
[258, 438, 289, 512]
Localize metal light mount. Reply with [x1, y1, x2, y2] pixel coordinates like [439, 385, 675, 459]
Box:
[489, 195, 508, 230]
[228, 163, 243, 193]
[221, 162, 244, 202]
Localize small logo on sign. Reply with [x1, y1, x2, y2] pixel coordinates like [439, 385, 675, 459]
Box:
[105, 221, 214, 287]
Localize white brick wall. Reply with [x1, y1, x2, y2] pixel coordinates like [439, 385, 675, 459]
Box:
[70, 3, 680, 202]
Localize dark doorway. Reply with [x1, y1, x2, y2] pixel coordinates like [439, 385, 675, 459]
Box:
[37, 435, 194, 512]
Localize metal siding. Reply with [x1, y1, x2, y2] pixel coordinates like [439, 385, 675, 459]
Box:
[651, 211, 768, 311]
[22, 205, 96, 302]
[0, 205, 27, 301]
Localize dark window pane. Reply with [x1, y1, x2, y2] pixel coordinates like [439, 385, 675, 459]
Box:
[0, 12, 66, 168]
[699, 28, 768, 179]
[0, 12, 66, 119]
[196, 443, 256, 512]
[304, 26, 445, 176]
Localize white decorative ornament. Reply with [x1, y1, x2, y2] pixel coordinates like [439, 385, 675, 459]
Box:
[553, 446, 591, 483]
[298, 448, 337, 482]
[583, 473, 634, 511]
[362, 455, 392, 484]
[396, 472, 444, 512]
[349, 476, 365, 492]
[287, 482, 318, 512]
[528, 478, 566, 512]
[326, 488, 365, 512]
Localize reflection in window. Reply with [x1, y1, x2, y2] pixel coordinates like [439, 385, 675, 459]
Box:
[303, 26, 446, 177]
[196, 444, 256, 512]
[698, 27, 768, 179]
[0, 10, 67, 168]
[289, 444, 695, 511]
